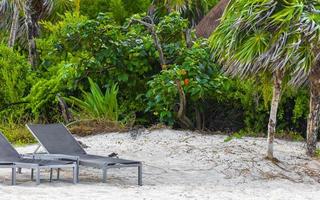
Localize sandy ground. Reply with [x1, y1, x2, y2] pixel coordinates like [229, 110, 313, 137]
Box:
[0, 129, 320, 200]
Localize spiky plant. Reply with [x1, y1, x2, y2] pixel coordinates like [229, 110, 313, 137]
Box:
[210, 0, 320, 158]
[65, 78, 120, 122]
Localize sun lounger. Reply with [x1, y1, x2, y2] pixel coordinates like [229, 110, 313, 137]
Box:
[0, 131, 77, 185]
[26, 123, 142, 185]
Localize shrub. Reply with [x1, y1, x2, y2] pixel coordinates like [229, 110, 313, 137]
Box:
[0, 44, 32, 122]
[65, 78, 119, 122]
[146, 39, 227, 125]
[0, 123, 35, 145]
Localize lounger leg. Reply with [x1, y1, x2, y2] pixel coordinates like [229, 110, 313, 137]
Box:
[57, 168, 60, 180]
[73, 166, 77, 184]
[36, 167, 40, 185]
[31, 169, 34, 181]
[49, 169, 53, 182]
[102, 168, 107, 183]
[11, 167, 16, 186]
[138, 165, 143, 186]
[76, 160, 80, 183]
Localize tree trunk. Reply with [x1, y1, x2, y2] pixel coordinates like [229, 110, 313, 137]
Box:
[24, 0, 39, 68]
[8, 2, 19, 48]
[57, 94, 73, 123]
[195, 107, 202, 130]
[176, 80, 194, 129]
[185, 28, 193, 48]
[267, 70, 284, 159]
[306, 65, 320, 157]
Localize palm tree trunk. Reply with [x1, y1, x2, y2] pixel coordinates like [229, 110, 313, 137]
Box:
[267, 69, 284, 159]
[24, 0, 38, 68]
[8, 2, 19, 48]
[306, 66, 320, 157]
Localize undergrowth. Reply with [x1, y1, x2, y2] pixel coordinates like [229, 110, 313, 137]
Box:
[0, 123, 35, 145]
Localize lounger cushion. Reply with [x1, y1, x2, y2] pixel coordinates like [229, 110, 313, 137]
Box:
[27, 124, 142, 168]
[0, 132, 20, 162]
[27, 124, 86, 155]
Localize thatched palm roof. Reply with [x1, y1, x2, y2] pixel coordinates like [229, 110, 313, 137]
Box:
[195, 0, 230, 38]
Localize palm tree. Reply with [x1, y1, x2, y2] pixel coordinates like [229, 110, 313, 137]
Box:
[0, 0, 73, 66]
[210, 0, 320, 158]
[0, 0, 21, 47]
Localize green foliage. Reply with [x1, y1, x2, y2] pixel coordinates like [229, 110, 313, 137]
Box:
[153, 0, 217, 25]
[292, 90, 309, 123]
[316, 149, 320, 158]
[222, 73, 310, 134]
[146, 39, 227, 125]
[110, 0, 127, 24]
[226, 78, 270, 132]
[157, 12, 189, 43]
[0, 44, 32, 122]
[34, 12, 158, 121]
[157, 12, 190, 64]
[207, 0, 219, 8]
[0, 4, 314, 144]
[210, 0, 320, 85]
[0, 123, 35, 145]
[80, 0, 151, 20]
[276, 130, 304, 142]
[47, 0, 75, 21]
[224, 132, 244, 142]
[122, 0, 151, 16]
[32, 11, 311, 135]
[79, 0, 110, 18]
[26, 61, 79, 121]
[65, 78, 119, 121]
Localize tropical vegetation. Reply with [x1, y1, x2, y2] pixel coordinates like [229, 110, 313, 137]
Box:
[0, 0, 318, 158]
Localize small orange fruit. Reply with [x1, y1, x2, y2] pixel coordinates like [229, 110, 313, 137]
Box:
[184, 79, 189, 86]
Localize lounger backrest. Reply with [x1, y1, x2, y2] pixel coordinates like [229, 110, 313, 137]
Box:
[0, 131, 20, 161]
[26, 124, 86, 155]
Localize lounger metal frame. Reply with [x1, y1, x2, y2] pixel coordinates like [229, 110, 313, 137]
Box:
[27, 124, 143, 185]
[26, 154, 80, 183]
[14, 161, 77, 185]
[0, 132, 78, 186]
[0, 164, 16, 185]
[77, 158, 142, 185]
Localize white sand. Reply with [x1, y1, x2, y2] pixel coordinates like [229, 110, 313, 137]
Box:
[0, 129, 320, 200]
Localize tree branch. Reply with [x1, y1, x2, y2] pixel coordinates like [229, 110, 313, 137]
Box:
[127, 17, 166, 68]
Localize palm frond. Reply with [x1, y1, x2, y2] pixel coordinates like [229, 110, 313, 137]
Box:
[210, 0, 320, 87]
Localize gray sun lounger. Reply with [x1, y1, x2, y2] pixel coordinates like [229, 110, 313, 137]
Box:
[26, 123, 143, 185]
[0, 131, 77, 185]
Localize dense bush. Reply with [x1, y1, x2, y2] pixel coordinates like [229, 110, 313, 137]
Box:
[0, 45, 32, 122]
[0, 3, 312, 143]
[146, 39, 227, 126]
[80, 0, 151, 22]
[0, 45, 35, 143]
[30, 13, 158, 122]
